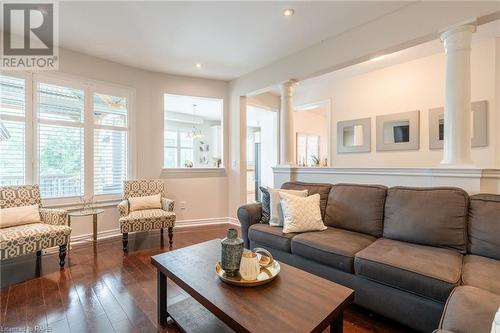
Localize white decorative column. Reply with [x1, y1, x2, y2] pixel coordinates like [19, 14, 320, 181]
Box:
[440, 25, 476, 167]
[279, 79, 298, 165]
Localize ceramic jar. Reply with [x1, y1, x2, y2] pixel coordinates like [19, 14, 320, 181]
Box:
[239, 251, 261, 281]
[221, 228, 243, 277]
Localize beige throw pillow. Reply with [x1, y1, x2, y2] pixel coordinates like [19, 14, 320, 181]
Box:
[279, 192, 326, 234]
[0, 204, 41, 228]
[269, 188, 308, 227]
[129, 193, 162, 211]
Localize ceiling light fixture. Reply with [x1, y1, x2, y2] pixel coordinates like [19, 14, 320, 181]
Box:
[196, 63, 202, 68]
[283, 8, 294, 17]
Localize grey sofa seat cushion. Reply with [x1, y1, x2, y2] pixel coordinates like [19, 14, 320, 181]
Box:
[354, 238, 463, 302]
[248, 224, 295, 252]
[324, 184, 387, 237]
[383, 187, 468, 252]
[281, 181, 332, 220]
[291, 227, 376, 273]
[462, 255, 500, 295]
[468, 194, 500, 260]
[439, 286, 500, 333]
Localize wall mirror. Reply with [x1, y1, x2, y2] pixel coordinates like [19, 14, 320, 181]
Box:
[337, 118, 371, 153]
[376, 111, 419, 151]
[429, 100, 488, 149]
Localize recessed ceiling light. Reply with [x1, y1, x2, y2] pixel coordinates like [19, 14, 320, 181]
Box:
[196, 63, 202, 68]
[283, 8, 294, 17]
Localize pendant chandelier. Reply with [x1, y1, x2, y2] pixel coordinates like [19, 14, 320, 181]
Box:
[187, 104, 203, 139]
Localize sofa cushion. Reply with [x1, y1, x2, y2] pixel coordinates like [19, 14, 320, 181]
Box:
[292, 227, 376, 273]
[383, 187, 468, 252]
[462, 255, 500, 295]
[281, 181, 332, 220]
[468, 194, 500, 260]
[354, 238, 462, 302]
[439, 286, 500, 333]
[324, 184, 387, 237]
[248, 224, 295, 252]
[0, 223, 71, 260]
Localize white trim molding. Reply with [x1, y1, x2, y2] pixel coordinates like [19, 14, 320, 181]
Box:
[161, 167, 226, 178]
[273, 166, 500, 194]
[70, 217, 240, 243]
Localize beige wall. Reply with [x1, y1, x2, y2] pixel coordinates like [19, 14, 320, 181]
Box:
[294, 39, 498, 168]
[55, 48, 229, 238]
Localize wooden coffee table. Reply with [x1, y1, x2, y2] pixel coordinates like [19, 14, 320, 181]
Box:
[151, 239, 354, 333]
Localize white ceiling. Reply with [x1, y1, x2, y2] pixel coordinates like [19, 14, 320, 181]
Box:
[59, 1, 412, 80]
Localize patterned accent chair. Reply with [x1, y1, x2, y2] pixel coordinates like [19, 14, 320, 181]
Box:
[117, 179, 176, 252]
[0, 185, 71, 267]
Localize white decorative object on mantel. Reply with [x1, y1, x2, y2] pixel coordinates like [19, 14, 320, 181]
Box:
[492, 307, 500, 333]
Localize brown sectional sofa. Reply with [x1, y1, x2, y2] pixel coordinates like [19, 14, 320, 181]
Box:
[237, 182, 500, 333]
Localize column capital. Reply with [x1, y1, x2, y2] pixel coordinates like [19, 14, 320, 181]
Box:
[440, 25, 476, 52]
[281, 79, 299, 97]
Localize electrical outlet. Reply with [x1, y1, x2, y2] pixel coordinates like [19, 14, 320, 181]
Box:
[180, 201, 186, 210]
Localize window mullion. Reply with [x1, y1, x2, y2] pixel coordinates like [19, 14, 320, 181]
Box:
[84, 85, 94, 197]
[25, 74, 34, 185]
[177, 131, 181, 167]
[31, 79, 40, 184]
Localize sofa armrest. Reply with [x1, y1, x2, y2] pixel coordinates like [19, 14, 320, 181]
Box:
[161, 197, 175, 212]
[40, 208, 68, 225]
[118, 199, 129, 218]
[237, 202, 262, 249]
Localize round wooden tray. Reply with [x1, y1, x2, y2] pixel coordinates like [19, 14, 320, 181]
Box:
[215, 259, 280, 287]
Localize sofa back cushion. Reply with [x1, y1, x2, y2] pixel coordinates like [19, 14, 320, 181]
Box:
[324, 184, 387, 237]
[468, 194, 500, 260]
[281, 181, 332, 220]
[383, 187, 468, 252]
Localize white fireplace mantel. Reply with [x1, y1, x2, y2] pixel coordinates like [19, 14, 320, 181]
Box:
[272, 166, 500, 194]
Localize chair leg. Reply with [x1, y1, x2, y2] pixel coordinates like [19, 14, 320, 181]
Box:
[160, 228, 164, 234]
[168, 227, 173, 247]
[59, 244, 67, 268]
[122, 233, 128, 252]
[36, 250, 42, 257]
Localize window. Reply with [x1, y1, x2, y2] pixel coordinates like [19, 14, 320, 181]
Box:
[296, 133, 319, 166]
[0, 73, 132, 201]
[37, 82, 85, 198]
[0, 76, 25, 186]
[93, 93, 128, 195]
[164, 94, 223, 168]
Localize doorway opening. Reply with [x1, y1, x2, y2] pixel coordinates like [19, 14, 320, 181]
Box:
[246, 105, 278, 203]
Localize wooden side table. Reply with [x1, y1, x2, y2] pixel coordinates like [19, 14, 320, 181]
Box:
[68, 209, 104, 242]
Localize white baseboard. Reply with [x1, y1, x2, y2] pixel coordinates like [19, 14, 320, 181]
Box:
[70, 217, 240, 243]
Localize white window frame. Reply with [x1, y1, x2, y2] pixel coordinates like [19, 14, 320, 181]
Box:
[162, 93, 225, 176]
[164, 125, 195, 168]
[0, 71, 135, 207]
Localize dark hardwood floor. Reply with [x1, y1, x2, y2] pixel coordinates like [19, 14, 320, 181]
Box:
[0, 224, 416, 333]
